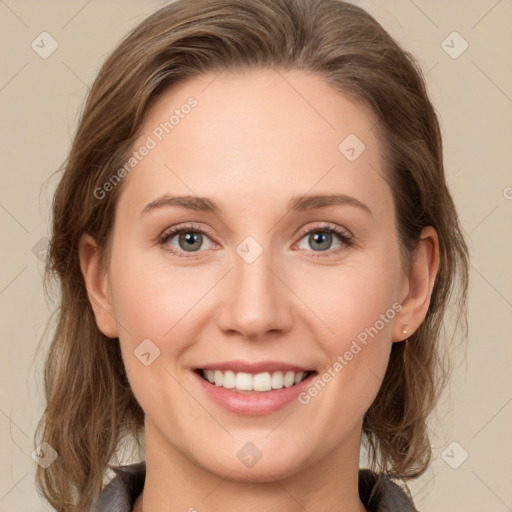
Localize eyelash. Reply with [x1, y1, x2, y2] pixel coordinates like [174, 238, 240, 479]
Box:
[158, 222, 355, 259]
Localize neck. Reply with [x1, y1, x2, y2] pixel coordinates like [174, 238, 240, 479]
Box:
[136, 420, 368, 512]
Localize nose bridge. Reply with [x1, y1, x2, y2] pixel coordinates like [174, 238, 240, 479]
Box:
[217, 238, 292, 339]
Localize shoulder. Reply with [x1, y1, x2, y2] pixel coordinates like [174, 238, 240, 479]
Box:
[359, 468, 419, 512]
[91, 461, 146, 512]
[92, 462, 418, 512]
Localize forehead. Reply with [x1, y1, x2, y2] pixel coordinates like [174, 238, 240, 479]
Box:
[117, 68, 391, 219]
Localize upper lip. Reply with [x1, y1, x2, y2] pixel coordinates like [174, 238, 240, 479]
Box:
[196, 360, 315, 374]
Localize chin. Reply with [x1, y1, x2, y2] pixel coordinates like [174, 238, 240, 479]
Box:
[194, 443, 313, 483]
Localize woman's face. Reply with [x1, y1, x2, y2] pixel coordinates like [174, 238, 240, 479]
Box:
[93, 68, 413, 480]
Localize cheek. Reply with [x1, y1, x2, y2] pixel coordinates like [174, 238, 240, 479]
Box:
[109, 246, 216, 342]
[294, 254, 402, 348]
[294, 252, 401, 421]
[313, 276, 396, 392]
[107, 249, 212, 418]
[107, 247, 225, 411]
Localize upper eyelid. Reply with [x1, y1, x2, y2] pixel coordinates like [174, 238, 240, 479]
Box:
[296, 222, 352, 238]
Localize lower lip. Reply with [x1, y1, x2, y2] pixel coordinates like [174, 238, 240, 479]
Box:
[193, 370, 316, 416]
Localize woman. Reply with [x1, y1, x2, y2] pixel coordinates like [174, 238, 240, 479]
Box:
[34, 0, 469, 511]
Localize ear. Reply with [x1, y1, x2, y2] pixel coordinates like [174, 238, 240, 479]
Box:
[393, 226, 440, 342]
[78, 233, 118, 338]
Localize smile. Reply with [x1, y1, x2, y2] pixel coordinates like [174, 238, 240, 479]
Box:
[197, 369, 315, 392]
[192, 362, 318, 416]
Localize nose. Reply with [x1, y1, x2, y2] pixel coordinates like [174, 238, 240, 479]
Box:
[216, 246, 294, 342]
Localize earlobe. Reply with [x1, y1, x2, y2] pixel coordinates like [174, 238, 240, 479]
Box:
[78, 233, 118, 338]
[393, 226, 440, 342]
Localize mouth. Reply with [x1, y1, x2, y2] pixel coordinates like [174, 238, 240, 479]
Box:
[194, 368, 317, 393]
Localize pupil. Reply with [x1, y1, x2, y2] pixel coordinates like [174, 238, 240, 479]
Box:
[311, 232, 331, 250]
[180, 232, 202, 251]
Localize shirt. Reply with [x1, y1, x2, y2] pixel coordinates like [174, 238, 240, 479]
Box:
[92, 461, 419, 512]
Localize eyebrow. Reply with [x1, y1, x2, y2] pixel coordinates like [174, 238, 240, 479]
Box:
[141, 193, 372, 216]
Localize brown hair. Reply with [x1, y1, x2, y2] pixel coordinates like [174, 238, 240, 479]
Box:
[34, 0, 469, 510]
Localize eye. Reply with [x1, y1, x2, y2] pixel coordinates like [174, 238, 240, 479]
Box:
[158, 222, 354, 259]
[159, 223, 216, 257]
[294, 223, 354, 257]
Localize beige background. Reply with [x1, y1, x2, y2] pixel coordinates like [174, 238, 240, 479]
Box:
[1, 0, 511, 510]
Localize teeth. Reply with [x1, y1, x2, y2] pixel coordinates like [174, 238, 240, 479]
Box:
[235, 372, 253, 390]
[201, 369, 310, 392]
[253, 372, 272, 391]
[222, 370, 236, 389]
